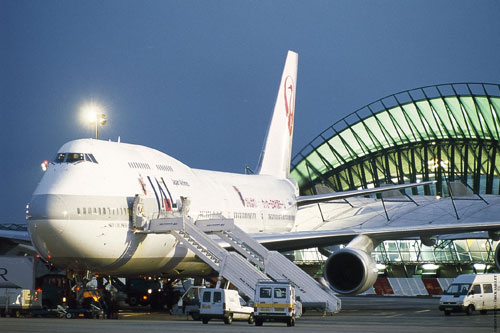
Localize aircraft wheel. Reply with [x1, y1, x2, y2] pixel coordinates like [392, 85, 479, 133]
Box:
[224, 313, 233, 324]
[128, 296, 138, 306]
[190, 311, 200, 321]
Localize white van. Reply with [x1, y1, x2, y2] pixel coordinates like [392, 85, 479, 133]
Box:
[199, 288, 254, 324]
[439, 274, 500, 315]
[254, 280, 301, 327]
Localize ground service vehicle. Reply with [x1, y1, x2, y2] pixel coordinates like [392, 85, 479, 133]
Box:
[199, 288, 254, 324]
[439, 274, 500, 315]
[171, 285, 204, 320]
[0, 256, 46, 316]
[254, 280, 301, 326]
[0, 256, 107, 318]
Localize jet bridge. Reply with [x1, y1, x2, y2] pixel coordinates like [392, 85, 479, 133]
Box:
[138, 210, 341, 314]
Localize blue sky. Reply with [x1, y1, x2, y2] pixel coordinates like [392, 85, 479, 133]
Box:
[1, 0, 500, 223]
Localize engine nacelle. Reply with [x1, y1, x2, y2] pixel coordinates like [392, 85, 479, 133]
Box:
[324, 236, 378, 295]
[495, 242, 500, 270]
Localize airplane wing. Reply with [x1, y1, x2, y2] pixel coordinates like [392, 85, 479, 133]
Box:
[0, 224, 31, 245]
[296, 180, 436, 207]
[0, 224, 36, 255]
[252, 194, 500, 251]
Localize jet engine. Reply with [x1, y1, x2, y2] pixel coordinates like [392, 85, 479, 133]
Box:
[324, 235, 378, 295]
[494, 241, 500, 270]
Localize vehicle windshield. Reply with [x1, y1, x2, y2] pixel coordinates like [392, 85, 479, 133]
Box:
[445, 283, 471, 295]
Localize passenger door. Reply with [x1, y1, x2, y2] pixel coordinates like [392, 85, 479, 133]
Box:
[482, 283, 494, 309]
[201, 290, 223, 315]
[272, 287, 289, 315]
[257, 287, 273, 314]
[212, 290, 223, 315]
[470, 284, 483, 310]
[201, 290, 214, 315]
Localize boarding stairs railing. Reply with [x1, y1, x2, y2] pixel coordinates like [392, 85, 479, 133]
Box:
[139, 214, 268, 299]
[138, 203, 341, 313]
[215, 224, 341, 313]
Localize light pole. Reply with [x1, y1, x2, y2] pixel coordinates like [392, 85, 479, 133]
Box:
[93, 113, 107, 140]
[82, 102, 107, 139]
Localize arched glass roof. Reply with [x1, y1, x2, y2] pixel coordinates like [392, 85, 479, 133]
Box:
[291, 83, 500, 196]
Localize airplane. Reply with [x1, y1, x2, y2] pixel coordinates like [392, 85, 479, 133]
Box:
[16, 50, 500, 296]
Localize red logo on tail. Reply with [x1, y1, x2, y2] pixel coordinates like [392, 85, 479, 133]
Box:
[284, 76, 295, 136]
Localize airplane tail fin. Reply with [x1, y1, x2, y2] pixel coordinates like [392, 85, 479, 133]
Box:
[256, 50, 298, 179]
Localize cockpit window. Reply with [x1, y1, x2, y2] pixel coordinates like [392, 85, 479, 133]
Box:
[66, 153, 84, 163]
[54, 152, 98, 164]
[87, 153, 98, 164]
[54, 153, 66, 163]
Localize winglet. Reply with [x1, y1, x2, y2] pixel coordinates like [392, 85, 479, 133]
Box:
[256, 51, 298, 179]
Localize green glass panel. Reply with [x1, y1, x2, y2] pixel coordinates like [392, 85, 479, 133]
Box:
[415, 100, 444, 139]
[374, 111, 402, 144]
[429, 98, 454, 136]
[290, 162, 309, 187]
[316, 143, 340, 168]
[338, 129, 364, 157]
[491, 97, 500, 124]
[386, 241, 398, 251]
[387, 106, 415, 142]
[328, 136, 351, 162]
[475, 96, 498, 140]
[362, 160, 375, 184]
[459, 96, 481, 136]
[489, 97, 500, 137]
[306, 151, 327, 174]
[420, 246, 435, 261]
[444, 96, 470, 138]
[350, 122, 376, 152]
[401, 103, 428, 140]
[362, 117, 388, 149]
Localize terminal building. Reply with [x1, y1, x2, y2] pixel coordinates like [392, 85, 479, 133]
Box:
[290, 83, 500, 278]
[2, 83, 500, 283]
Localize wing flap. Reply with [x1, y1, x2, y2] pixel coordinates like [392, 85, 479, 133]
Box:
[251, 222, 500, 252]
[297, 180, 436, 207]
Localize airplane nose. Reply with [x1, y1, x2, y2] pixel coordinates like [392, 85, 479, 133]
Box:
[27, 194, 69, 261]
[27, 194, 69, 220]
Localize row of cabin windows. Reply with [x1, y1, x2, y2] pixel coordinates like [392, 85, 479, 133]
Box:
[156, 164, 174, 172]
[128, 162, 151, 170]
[233, 212, 257, 220]
[268, 214, 295, 221]
[77, 207, 130, 216]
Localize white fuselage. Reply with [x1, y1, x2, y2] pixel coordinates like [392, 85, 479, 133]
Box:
[27, 139, 298, 276]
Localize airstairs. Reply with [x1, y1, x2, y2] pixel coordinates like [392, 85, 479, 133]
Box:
[137, 203, 341, 314]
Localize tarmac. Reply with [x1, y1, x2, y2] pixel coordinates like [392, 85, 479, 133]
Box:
[2, 296, 500, 333]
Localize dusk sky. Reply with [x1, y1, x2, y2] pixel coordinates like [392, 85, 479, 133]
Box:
[2, 1, 500, 223]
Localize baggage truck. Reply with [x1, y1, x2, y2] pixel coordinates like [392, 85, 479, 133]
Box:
[0, 256, 45, 316]
[439, 273, 500, 315]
